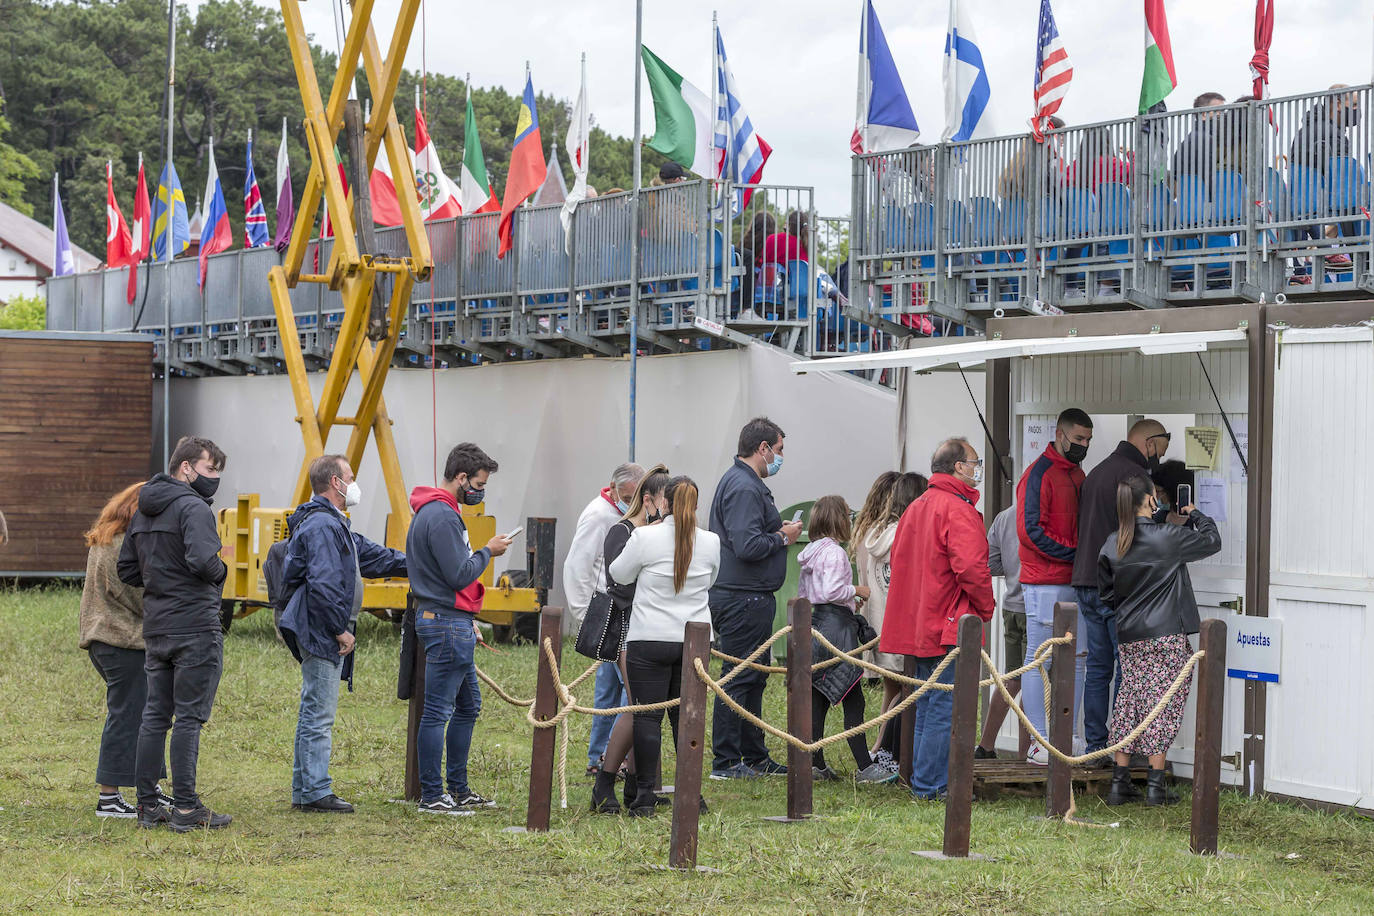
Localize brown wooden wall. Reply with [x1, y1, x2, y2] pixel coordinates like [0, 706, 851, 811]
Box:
[0, 336, 153, 574]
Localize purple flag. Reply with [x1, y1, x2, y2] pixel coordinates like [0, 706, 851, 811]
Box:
[52, 174, 76, 276]
[274, 118, 294, 252]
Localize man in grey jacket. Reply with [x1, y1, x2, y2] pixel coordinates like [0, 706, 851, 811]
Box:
[976, 501, 1030, 759]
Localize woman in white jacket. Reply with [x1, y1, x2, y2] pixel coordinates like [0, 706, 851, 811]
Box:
[608, 476, 720, 817]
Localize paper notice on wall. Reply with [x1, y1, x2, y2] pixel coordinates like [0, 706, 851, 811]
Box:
[1196, 476, 1228, 521]
[1185, 426, 1223, 471]
[1228, 418, 1249, 483]
[1022, 418, 1050, 473]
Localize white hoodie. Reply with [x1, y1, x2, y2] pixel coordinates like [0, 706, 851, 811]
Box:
[856, 522, 903, 672]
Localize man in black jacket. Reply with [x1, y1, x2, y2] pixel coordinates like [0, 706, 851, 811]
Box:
[1072, 419, 1171, 763]
[117, 436, 231, 832]
[707, 417, 803, 779]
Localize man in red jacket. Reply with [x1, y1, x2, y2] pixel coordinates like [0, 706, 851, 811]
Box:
[880, 438, 995, 800]
[1016, 408, 1092, 765]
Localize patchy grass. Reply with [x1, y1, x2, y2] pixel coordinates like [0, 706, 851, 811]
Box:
[1, 586, 1372, 913]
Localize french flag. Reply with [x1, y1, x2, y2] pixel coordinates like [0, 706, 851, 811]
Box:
[852, 0, 920, 154]
[198, 139, 232, 289]
[713, 25, 771, 211]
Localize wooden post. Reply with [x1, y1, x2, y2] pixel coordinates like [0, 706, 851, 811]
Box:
[403, 627, 427, 802]
[943, 615, 983, 857]
[669, 621, 712, 869]
[776, 599, 813, 819]
[899, 655, 917, 787]
[1191, 618, 1227, 855]
[1046, 602, 1078, 819]
[525, 607, 563, 832]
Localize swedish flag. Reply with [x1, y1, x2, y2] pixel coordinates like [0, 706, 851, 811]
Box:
[152, 161, 190, 262]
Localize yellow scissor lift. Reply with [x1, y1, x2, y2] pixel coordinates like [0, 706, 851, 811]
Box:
[216, 0, 542, 634]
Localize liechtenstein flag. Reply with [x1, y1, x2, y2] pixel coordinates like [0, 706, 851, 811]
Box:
[198, 139, 233, 288]
[243, 130, 270, 248]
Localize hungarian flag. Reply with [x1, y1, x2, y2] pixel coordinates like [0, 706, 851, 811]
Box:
[198, 141, 233, 288]
[497, 73, 547, 259]
[459, 94, 499, 215]
[415, 105, 461, 221]
[1139, 0, 1177, 113]
[641, 46, 715, 178]
[105, 160, 136, 268]
[127, 154, 151, 303]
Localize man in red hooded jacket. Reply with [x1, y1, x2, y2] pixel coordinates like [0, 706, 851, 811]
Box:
[880, 437, 995, 800]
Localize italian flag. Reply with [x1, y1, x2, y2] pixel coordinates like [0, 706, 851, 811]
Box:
[460, 95, 499, 215]
[641, 46, 715, 178]
[1139, 0, 1177, 113]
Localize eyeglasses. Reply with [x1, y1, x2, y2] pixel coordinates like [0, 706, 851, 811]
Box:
[958, 458, 984, 467]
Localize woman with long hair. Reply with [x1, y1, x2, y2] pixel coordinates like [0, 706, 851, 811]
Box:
[608, 476, 721, 817]
[1098, 475, 1221, 806]
[79, 482, 170, 818]
[588, 464, 672, 814]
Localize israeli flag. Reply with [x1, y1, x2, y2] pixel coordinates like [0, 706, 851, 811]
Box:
[942, 0, 994, 142]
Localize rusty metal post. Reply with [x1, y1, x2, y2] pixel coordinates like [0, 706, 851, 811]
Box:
[1191, 618, 1228, 855]
[525, 607, 563, 832]
[899, 655, 917, 787]
[785, 599, 814, 820]
[1046, 602, 1078, 818]
[943, 615, 983, 857]
[669, 621, 712, 869]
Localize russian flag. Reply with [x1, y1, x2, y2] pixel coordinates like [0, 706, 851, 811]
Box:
[853, 0, 920, 154]
[198, 140, 232, 288]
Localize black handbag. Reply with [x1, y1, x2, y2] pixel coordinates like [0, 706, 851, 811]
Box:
[575, 590, 627, 661]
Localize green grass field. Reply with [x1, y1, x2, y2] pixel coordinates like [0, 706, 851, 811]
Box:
[2, 586, 1372, 914]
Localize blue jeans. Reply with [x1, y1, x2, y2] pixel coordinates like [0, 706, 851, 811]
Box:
[587, 661, 628, 768]
[911, 652, 958, 799]
[1075, 587, 1120, 752]
[1021, 583, 1087, 740]
[293, 652, 342, 804]
[416, 613, 482, 802]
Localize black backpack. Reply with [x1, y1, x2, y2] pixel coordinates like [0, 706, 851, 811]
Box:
[262, 534, 295, 613]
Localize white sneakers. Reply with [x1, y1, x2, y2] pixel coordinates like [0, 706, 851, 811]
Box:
[1025, 742, 1049, 766]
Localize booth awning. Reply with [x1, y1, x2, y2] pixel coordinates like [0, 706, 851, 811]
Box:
[789, 329, 1250, 375]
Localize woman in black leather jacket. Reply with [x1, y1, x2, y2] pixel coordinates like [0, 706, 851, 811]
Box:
[1098, 475, 1221, 806]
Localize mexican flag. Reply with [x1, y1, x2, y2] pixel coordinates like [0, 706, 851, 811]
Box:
[459, 95, 499, 215]
[641, 45, 715, 178]
[1139, 0, 1177, 113]
[415, 107, 461, 221]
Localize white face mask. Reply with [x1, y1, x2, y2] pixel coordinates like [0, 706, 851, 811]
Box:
[969, 465, 984, 486]
[340, 480, 362, 508]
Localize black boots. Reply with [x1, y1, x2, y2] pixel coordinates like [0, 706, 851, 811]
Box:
[590, 769, 620, 814]
[1145, 768, 1179, 806]
[1105, 765, 1144, 806]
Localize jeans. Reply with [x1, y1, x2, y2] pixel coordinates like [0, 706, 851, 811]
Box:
[709, 589, 776, 770]
[416, 612, 481, 802]
[1076, 587, 1120, 752]
[88, 642, 150, 787]
[136, 631, 223, 811]
[587, 662, 628, 768]
[626, 640, 682, 801]
[911, 652, 958, 799]
[292, 653, 342, 804]
[1021, 583, 1087, 740]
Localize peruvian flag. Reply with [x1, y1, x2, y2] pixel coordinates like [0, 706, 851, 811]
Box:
[105, 161, 136, 269]
[414, 103, 461, 221]
[127, 154, 151, 303]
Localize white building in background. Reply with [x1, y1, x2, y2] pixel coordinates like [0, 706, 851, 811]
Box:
[0, 199, 98, 305]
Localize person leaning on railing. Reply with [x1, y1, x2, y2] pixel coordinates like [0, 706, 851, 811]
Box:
[1098, 475, 1221, 808]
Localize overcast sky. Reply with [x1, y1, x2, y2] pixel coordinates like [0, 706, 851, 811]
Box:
[250, 0, 1369, 214]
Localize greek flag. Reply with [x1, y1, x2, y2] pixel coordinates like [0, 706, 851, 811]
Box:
[713, 25, 771, 211]
[942, 0, 994, 142]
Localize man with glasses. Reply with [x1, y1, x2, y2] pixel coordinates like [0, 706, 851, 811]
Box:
[1071, 419, 1172, 771]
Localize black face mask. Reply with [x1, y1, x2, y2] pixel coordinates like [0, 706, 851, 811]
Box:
[189, 473, 220, 502]
[461, 486, 485, 506]
[1146, 451, 1161, 472]
[646, 508, 663, 524]
[1063, 442, 1089, 465]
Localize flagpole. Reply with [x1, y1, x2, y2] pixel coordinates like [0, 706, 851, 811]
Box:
[859, 0, 869, 153]
[629, 0, 643, 463]
[161, 0, 176, 469]
[710, 11, 718, 213]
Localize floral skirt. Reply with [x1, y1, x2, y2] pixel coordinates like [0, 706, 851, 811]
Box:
[1109, 633, 1194, 758]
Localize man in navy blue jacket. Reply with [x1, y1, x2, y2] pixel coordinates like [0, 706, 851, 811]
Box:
[279, 455, 407, 813]
[708, 418, 803, 779]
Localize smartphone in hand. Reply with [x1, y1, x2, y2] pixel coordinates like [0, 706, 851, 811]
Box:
[1176, 484, 1192, 513]
[791, 510, 803, 523]
[505, 525, 524, 540]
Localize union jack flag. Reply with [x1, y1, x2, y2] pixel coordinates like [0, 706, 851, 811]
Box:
[1032, 0, 1072, 141]
[243, 130, 270, 248]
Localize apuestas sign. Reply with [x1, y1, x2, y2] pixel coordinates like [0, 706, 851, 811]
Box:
[1226, 617, 1281, 684]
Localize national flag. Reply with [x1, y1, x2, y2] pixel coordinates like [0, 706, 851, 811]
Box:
[1032, 0, 1073, 141]
[460, 93, 499, 215]
[714, 26, 772, 210]
[533, 146, 568, 205]
[244, 130, 270, 247]
[370, 146, 408, 228]
[943, 0, 995, 142]
[853, 0, 921, 154]
[274, 117, 294, 252]
[152, 160, 190, 262]
[1250, 0, 1273, 103]
[561, 64, 590, 248]
[105, 161, 136, 269]
[415, 103, 461, 221]
[641, 46, 714, 178]
[1140, 0, 1178, 113]
[127, 154, 151, 303]
[52, 173, 75, 277]
[197, 140, 233, 288]
[497, 73, 547, 259]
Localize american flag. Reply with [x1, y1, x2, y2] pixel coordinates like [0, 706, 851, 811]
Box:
[1032, 0, 1072, 141]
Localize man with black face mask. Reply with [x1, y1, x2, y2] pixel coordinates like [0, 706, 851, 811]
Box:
[1072, 418, 1171, 768]
[118, 435, 231, 832]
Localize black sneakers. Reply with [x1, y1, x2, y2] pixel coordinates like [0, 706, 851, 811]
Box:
[417, 794, 474, 816]
[293, 794, 355, 813]
[136, 804, 169, 830]
[96, 792, 137, 819]
[168, 806, 233, 833]
[453, 791, 497, 810]
[751, 758, 788, 777]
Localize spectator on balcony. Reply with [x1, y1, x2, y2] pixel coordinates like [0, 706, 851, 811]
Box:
[760, 211, 811, 265]
[1290, 85, 1362, 268]
[1170, 92, 1228, 194]
[1066, 127, 1132, 192]
[738, 211, 776, 316]
[996, 116, 1067, 201]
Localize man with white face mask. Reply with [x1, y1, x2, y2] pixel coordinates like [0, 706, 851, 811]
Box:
[278, 454, 406, 813]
